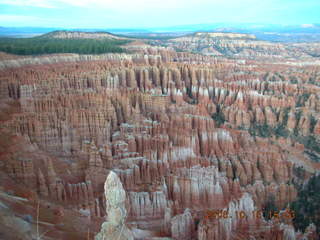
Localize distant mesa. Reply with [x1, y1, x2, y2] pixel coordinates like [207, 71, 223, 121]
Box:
[42, 30, 129, 40]
[193, 32, 257, 39]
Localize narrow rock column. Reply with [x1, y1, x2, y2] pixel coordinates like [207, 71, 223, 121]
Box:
[95, 171, 134, 240]
[171, 208, 195, 240]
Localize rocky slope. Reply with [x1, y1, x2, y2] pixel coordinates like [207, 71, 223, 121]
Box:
[164, 32, 320, 60]
[0, 39, 319, 239]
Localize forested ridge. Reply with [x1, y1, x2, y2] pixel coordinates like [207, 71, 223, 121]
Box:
[0, 36, 130, 55]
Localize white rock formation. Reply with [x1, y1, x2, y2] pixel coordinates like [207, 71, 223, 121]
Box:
[95, 171, 134, 240]
[171, 208, 194, 240]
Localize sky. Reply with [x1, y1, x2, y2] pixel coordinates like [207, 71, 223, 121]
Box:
[0, 0, 320, 29]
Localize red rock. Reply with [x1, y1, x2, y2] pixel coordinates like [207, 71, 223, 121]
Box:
[0, 44, 319, 239]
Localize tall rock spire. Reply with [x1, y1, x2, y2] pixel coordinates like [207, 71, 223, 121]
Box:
[95, 171, 134, 240]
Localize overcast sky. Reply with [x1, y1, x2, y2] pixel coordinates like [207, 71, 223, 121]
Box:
[0, 0, 320, 28]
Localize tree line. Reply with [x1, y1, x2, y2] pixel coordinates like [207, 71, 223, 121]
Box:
[0, 37, 130, 55]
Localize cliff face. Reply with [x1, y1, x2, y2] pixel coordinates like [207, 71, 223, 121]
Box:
[0, 42, 319, 239]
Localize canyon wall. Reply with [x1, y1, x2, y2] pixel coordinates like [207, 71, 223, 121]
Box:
[0, 43, 319, 239]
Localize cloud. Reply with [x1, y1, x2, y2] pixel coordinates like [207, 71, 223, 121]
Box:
[0, 0, 212, 10]
[0, 0, 56, 8]
[0, 14, 63, 26]
[301, 24, 316, 28]
[0, 0, 318, 28]
[0, 14, 43, 21]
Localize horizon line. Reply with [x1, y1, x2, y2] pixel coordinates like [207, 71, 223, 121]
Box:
[1, 22, 320, 30]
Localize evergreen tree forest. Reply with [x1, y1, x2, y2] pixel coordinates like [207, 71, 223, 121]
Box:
[0, 37, 129, 55]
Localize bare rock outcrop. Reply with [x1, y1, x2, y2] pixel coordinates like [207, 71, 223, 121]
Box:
[95, 171, 134, 240]
[0, 40, 319, 239]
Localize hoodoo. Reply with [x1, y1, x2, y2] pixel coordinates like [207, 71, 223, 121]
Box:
[95, 171, 134, 240]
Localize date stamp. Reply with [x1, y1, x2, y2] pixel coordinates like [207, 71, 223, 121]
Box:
[204, 209, 295, 220]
